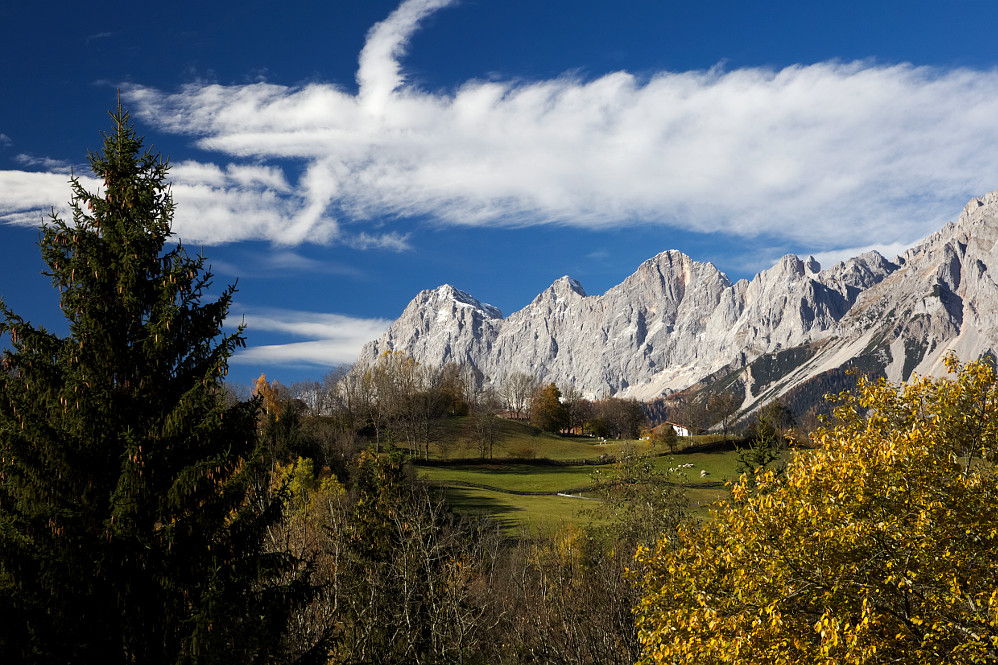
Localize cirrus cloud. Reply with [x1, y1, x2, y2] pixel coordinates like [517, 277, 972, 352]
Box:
[4, 0, 998, 256]
[0, 170, 101, 227]
[230, 307, 393, 367]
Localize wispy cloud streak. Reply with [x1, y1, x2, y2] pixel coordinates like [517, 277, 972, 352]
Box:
[4, 0, 998, 255]
[230, 308, 392, 367]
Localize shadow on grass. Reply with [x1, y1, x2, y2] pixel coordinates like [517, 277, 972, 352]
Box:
[436, 463, 596, 477]
[438, 485, 522, 531]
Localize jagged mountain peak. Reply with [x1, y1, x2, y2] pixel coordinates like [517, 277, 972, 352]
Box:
[819, 250, 897, 288]
[642, 248, 688, 267]
[638, 248, 721, 276]
[559, 275, 587, 296]
[963, 189, 998, 217]
[546, 275, 587, 297]
[527, 276, 587, 314]
[758, 253, 811, 282]
[417, 284, 503, 320]
[779, 253, 806, 273]
[358, 188, 998, 415]
[621, 249, 732, 298]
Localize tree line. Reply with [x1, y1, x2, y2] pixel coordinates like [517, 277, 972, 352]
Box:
[271, 360, 652, 463]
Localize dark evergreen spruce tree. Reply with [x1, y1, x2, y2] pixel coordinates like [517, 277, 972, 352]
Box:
[0, 108, 321, 663]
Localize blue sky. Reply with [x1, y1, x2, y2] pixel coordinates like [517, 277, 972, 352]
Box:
[5, 0, 998, 387]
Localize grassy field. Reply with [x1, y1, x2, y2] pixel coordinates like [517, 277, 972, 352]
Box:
[427, 415, 658, 460]
[417, 416, 753, 532]
[435, 484, 601, 534]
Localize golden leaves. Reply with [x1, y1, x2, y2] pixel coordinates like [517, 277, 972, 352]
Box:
[633, 357, 998, 664]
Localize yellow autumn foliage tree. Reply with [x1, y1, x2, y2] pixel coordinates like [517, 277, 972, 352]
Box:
[253, 371, 285, 420]
[633, 354, 998, 664]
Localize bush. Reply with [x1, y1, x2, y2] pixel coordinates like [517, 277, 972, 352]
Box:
[510, 444, 537, 460]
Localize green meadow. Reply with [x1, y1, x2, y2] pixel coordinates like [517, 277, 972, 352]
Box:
[416, 416, 751, 533]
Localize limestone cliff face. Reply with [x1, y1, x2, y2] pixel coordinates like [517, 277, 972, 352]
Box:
[621, 248, 900, 399]
[360, 284, 503, 369]
[829, 190, 998, 384]
[357, 190, 998, 409]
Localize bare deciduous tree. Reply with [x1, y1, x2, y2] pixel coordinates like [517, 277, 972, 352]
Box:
[708, 390, 740, 439]
[501, 371, 540, 420]
[470, 387, 503, 459]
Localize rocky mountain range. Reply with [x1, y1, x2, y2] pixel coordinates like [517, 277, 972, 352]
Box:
[357, 189, 998, 416]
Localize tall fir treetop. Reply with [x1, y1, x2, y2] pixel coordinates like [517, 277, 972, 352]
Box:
[0, 109, 315, 664]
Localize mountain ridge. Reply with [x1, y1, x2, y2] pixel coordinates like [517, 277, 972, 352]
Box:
[357, 190, 998, 414]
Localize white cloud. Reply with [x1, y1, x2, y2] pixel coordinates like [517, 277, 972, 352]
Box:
[0, 171, 102, 227]
[233, 339, 369, 367]
[229, 308, 392, 367]
[0, 134, 11, 148]
[343, 231, 411, 251]
[14, 154, 74, 172]
[356, 0, 457, 112]
[209, 250, 367, 278]
[4, 0, 998, 257]
[166, 160, 319, 245]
